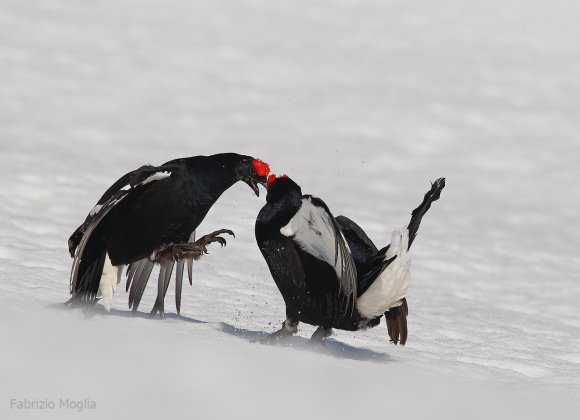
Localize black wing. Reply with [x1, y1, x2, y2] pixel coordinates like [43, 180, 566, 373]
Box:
[68, 164, 177, 301]
[68, 165, 174, 257]
[335, 215, 378, 268]
[280, 196, 357, 308]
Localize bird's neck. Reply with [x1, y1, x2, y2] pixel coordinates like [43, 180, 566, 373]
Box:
[199, 167, 238, 203]
[179, 156, 240, 205]
[258, 192, 302, 230]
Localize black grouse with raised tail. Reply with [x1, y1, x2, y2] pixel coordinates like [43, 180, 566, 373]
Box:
[255, 174, 444, 344]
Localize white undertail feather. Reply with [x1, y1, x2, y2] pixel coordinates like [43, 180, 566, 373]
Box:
[97, 253, 121, 311]
[356, 228, 411, 319]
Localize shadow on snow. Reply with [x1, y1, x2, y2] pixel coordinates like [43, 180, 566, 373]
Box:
[48, 301, 392, 363]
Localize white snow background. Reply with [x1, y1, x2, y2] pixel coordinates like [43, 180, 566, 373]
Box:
[1, 0, 579, 418]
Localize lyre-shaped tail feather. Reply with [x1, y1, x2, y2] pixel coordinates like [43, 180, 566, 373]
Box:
[407, 177, 445, 250]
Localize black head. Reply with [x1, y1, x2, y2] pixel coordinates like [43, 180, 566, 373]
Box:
[265, 175, 302, 203]
[216, 153, 270, 197]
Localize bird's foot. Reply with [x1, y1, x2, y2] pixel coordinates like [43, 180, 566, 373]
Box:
[153, 229, 235, 265]
[257, 320, 298, 345]
[149, 308, 166, 320]
[63, 296, 98, 309]
[308, 326, 333, 346]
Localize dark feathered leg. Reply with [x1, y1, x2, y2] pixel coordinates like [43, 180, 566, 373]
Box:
[152, 229, 235, 265]
[259, 318, 299, 344]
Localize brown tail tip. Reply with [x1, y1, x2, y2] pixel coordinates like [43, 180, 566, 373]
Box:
[385, 298, 408, 346]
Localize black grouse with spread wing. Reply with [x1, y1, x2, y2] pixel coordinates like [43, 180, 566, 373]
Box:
[255, 175, 444, 344]
[68, 153, 270, 317]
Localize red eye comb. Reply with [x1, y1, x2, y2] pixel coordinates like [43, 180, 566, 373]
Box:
[267, 174, 290, 188]
[252, 159, 270, 177]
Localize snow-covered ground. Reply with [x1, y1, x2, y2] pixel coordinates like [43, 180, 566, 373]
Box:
[1, 0, 579, 418]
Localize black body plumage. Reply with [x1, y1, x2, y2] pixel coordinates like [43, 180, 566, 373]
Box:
[256, 178, 359, 331]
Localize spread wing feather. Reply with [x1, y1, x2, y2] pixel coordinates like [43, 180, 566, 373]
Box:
[69, 164, 175, 299]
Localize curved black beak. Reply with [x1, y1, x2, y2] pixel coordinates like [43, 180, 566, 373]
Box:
[244, 177, 267, 197]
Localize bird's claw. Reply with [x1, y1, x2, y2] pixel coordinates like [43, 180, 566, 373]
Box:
[152, 229, 235, 265]
[213, 229, 235, 238]
[196, 229, 235, 248]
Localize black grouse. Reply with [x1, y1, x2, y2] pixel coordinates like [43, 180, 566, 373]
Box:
[68, 153, 270, 317]
[255, 174, 445, 344]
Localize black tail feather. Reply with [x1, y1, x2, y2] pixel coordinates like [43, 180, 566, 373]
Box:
[175, 261, 184, 315]
[128, 260, 147, 307]
[125, 262, 139, 292]
[407, 177, 445, 250]
[68, 243, 106, 305]
[354, 178, 445, 298]
[130, 261, 154, 312]
[385, 298, 408, 345]
[151, 262, 174, 316]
